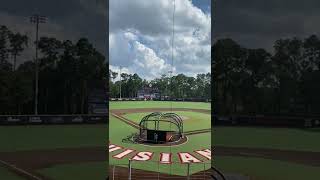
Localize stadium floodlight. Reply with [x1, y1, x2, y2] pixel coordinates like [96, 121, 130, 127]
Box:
[30, 14, 47, 115]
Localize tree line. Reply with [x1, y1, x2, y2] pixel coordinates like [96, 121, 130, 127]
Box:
[109, 71, 211, 100]
[0, 25, 107, 115]
[213, 35, 320, 115]
[4, 24, 318, 116]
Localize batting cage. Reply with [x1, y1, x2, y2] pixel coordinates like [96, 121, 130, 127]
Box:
[138, 112, 183, 144]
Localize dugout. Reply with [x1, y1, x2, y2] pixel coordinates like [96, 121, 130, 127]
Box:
[138, 112, 183, 144]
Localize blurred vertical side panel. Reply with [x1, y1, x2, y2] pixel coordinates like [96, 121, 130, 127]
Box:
[0, 0, 108, 179]
[212, 0, 320, 179]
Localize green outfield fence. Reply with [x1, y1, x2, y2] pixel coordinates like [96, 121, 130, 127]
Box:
[0, 114, 107, 125]
[109, 160, 221, 180]
[110, 98, 211, 102]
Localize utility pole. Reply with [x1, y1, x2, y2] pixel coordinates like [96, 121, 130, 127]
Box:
[30, 14, 47, 115]
[119, 66, 122, 99]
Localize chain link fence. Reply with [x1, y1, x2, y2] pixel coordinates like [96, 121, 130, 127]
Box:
[109, 160, 220, 180]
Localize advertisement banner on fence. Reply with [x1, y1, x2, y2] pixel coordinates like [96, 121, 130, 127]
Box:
[0, 115, 107, 125]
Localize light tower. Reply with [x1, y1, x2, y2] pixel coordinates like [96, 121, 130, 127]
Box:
[30, 14, 47, 115]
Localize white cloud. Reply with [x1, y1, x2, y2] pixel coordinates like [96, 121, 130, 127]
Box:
[132, 41, 175, 79]
[109, 31, 175, 80]
[109, 0, 211, 79]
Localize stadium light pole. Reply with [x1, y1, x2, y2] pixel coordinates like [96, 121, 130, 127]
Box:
[30, 14, 47, 115]
[119, 66, 122, 99]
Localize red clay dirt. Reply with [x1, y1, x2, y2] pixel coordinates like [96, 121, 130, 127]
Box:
[214, 146, 320, 167]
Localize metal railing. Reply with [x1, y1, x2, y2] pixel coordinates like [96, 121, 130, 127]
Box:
[109, 160, 215, 180]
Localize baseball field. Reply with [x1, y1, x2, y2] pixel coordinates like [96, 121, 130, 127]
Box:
[109, 101, 212, 178]
[1, 101, 320, 179]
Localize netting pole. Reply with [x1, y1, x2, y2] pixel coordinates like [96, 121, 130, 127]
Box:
[203, 163, 206, 179]
[169, 0, 175, 175]
[158, 161, 160, 180]
[187, 163, 190, 180]
[112, 165, 115, 180]
[128, 160, 132, 180]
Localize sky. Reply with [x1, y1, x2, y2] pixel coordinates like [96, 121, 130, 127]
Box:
[214, 0, 320, 52]
[0, 0, 106, 64]
[2, 0, 318, 74]
[109, 0, 211, 80]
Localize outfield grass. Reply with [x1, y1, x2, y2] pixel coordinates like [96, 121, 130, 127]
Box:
[109, 115, 211, 176]
[215, 156, 320, 180]
[214, 127, 320, 152]
[123, 111, 211, 132]
[0, 125, 107, 152]
[0, 166, 24, 180]
[38, 162, 107, 180]
[110, 101, 211, 110]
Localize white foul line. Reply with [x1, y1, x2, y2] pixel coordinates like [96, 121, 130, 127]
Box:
[0, 159, 43, 180]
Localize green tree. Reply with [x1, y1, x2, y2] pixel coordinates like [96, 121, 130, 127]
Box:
[8, 32, 28, 71]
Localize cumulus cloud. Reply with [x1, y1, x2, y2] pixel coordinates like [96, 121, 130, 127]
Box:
[109, 0, 211, 79]
[110, 31, 175, 80]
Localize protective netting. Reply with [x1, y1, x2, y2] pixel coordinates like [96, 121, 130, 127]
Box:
[138, 112, 183, 143]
